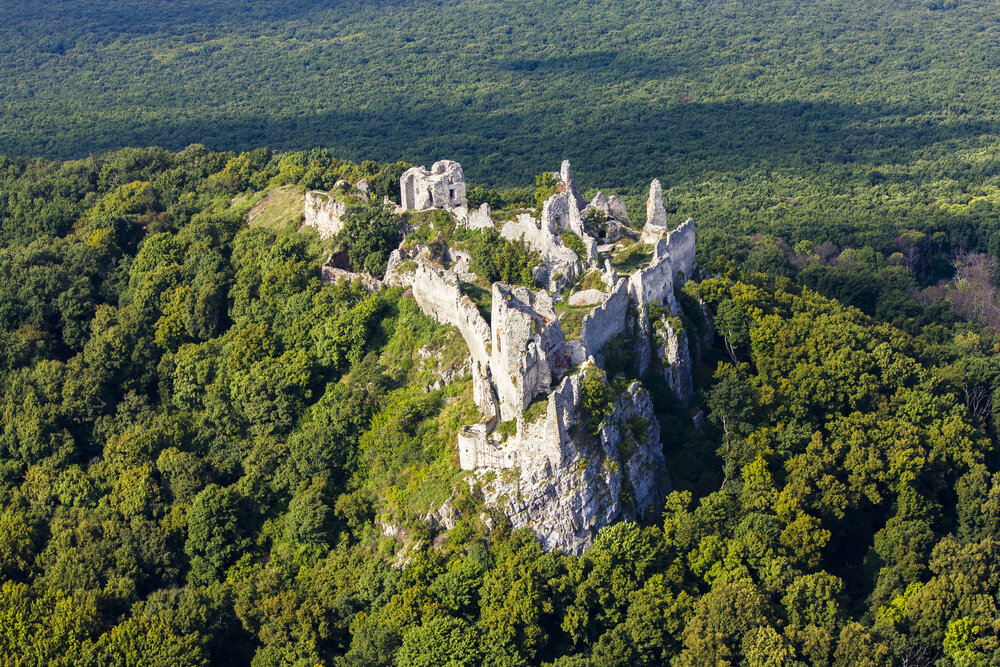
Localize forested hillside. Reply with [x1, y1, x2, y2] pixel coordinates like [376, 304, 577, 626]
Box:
[1, 146, 1000, 664]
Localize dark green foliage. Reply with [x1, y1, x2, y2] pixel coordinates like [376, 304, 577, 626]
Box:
[560, 230, 586, 259]
[185, 484, 251, 584]
[335, 200, 402, 276]
[466, 227, 537, 286]
[579, 367, 615, 436]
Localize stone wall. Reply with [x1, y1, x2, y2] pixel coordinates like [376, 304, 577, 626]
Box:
[574, 278, 630, 363]
[303, 191, 347, 239]
[541, 191, 585, 237]
[491, 283, 569, 421]
[628, 253, 677, 312]
[409, 261, 492, 372]
[664, 217, 696, 282]
[400, 160, 467, 211]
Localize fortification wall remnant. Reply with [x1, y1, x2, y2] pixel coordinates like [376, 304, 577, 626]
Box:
[304, 191, 348, 239]
[491, 283, 569, 420]
[573, 278, 631, 363]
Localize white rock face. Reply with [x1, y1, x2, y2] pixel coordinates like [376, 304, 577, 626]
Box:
[400, 160, 467, 210]
[303, 191, 348, 239]
[479, 370, 668, 555]
[464, 202, 495, 229]
[658, 318, 694, 408]
[585, 191, 631, 227]
[568, 289, 607, 307]
[641, 179, 670, 246]
[560, 160, 586, 211]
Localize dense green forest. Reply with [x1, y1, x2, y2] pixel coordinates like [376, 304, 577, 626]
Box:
[1, 145, 1000, 665]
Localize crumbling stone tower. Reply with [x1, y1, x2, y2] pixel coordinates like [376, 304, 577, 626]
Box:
[400, 160, 467, 211]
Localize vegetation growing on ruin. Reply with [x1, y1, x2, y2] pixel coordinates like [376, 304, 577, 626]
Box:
[612, 241, 654, 273]
[560, 230, 587, 259]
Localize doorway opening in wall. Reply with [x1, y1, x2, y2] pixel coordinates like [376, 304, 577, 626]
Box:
[449, 188, 455, 204]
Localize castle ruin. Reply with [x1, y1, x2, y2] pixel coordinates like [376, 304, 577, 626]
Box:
[378, 159, 702, 553]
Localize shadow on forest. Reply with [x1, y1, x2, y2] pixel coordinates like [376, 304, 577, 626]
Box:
[57, 97, 994, 190]
[5, 95, 997, 194]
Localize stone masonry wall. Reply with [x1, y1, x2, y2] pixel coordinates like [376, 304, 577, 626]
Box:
[304, 191, 347, 239]
[573, 278, 630, 363]
[490, 283, 569, 421]
[664, 218, 696, 282]
[400, 160, 467, 211]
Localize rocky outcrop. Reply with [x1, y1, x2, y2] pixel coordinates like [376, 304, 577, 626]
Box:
[463, 202, 495, 230]
[560, 160, 586, 211]
[478, 368, 668, 555]
[642, 179, 669, 243]
[657, 318, 694, 408]
[585, 191, 630, 226]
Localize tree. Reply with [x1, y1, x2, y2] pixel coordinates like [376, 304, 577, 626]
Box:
[396, 617, 484, 667]
[335, 200, 401, 276]
[185, 485, 251, 585]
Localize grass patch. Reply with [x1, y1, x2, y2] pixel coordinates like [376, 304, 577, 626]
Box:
[555, 300, 593, 342]
[247, 185, 305, 231]
[575, 269, 606, 293]
[611, 241, 653, 273]
[496, 419, 517, 441]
